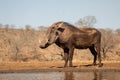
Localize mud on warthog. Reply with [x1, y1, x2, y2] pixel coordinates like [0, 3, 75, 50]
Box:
[39, 21, 103, 67]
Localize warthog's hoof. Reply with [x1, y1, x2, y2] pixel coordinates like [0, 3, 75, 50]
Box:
[98, 63, 103, 67]
[92, 63, 97, 66]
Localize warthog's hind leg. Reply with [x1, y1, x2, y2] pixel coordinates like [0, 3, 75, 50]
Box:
[89, 46, 97, 66]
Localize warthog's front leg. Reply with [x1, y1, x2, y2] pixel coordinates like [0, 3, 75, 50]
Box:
[63, 48, 69, 67]
[64, 53, 69, 67]
[69, 48, 74, 67]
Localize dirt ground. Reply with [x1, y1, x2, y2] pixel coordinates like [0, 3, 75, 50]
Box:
[0, 61, 119, 73]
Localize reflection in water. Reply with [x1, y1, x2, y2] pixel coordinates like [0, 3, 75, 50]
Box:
[93, 71, 102, 80]
[64, 71, 120, 80]
[0, 71, 119, 80]
[64, 71, 99, 80]
[64, 71, 74, 80]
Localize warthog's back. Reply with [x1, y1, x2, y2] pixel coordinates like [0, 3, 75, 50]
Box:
[79, 28, 99, 35]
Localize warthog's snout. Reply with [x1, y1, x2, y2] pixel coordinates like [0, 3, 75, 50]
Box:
[39, 45, 45, 49]
[39, 40, 49, 49]
[39, 43, 49, 49]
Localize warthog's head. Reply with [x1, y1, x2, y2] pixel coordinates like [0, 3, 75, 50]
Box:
[39, 25, 64, 49]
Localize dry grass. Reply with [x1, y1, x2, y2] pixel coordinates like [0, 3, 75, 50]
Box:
[0, 26, 120, 73]
[0, 27, 120, 62]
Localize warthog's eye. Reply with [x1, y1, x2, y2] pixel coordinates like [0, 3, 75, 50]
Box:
[57, 28, 64, 32]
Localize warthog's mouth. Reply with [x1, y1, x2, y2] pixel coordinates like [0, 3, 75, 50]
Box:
[39, 43, 50, 49]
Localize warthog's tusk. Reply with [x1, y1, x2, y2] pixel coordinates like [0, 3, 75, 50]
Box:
[39, 40, 41, 43]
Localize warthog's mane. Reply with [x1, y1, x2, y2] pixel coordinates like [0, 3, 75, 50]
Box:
[52, 21, 99, 34]
[53, 21, 76, 28]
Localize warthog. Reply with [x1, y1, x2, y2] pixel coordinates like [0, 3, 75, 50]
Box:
[39, 21, 103, 67]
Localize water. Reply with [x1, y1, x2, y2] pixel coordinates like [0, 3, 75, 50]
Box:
[0, 71, 119, 80]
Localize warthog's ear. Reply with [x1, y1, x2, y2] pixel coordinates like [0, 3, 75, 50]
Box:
[57, 28, 64, 32]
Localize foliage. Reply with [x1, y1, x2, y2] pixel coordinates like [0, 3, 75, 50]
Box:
[0, 23, 120, 62]
[75, 16, 97, 27]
